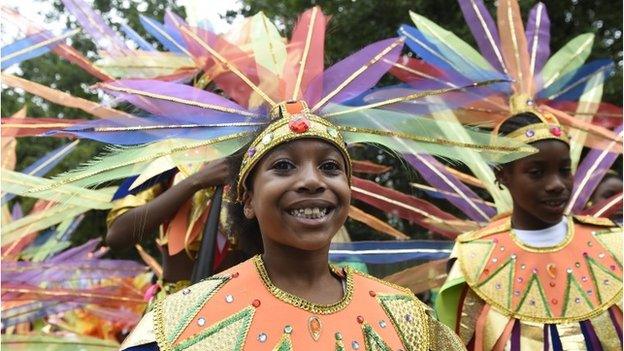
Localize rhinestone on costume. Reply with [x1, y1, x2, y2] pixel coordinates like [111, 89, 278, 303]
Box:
[549, 282, 556, 287]
[495, 283, 502, 290]
[405, 314, 414, 323]
[520, 264, 526, 270]
[587, 290, 593, 295]
[483, 268, 490, 275]
[225, 294, 234, 303]
[379, 320, 387, 328]
[258, 333, 268, 343]
[492, 257, 498, 263]
[551, 299, 558, 305]
[611, 265, 617, 271]
[517, 277, 524, 283]
[252, 299, 261, 308]
[352, 341, 360, 350]
[284, 325, 293, 334]
[525, 129, 535, 138]
[575, 262, 581, 268]
[288, 116, 310, 133]
[510, 254, 517, 259]
[550, 126, 562, 137]
[598, 253, 605, 258]
[513, 290, 521, 296]
[246, 148, 256, 157]
[356, 316, 364, 324]
[526, 98, 535, 106]
[197, 317, 206, 327]
[327, 127, 339, 138]
[182, 288, 191, 295]
[262, 133, 273, 145]
[308, 316, 322, 341]
[575, 297, 581, 304]
[546, 264, 557, 278]
[231, 272, 239, 278]
[532, 268, 539, 274]
[493, 238, 499, 243]
[369, 290, 376, 297]
[567, 268, 573, 274]
[604, 279, 610, 285]
[529, 299, 536, 306]
[500, 246, 505, 251]
[581, 276, 588, 282]
[587, 241, 593, 247]
[335, 332, 343, 340]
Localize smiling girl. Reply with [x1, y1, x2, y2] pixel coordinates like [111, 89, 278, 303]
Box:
[120, 101, 465, 351]
[435, 108, 623, 350]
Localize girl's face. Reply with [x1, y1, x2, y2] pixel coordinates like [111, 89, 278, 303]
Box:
[498, 140, 573, 229]
[243, 139, 351, 251]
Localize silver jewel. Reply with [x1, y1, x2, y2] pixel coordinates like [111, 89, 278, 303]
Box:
[598, 253, 606, 258]
[261, 133, 273, 145]
[495, 283, 502, 290]
[566, 268, 573, 274]
[225, 294, 234, 303]
[258, 333, 268, 343]
[405, 314, 413, 323]
[575, 297, 581, 304]
[492, 257, 498, 263]
[284, 325, 293, 334]
[510, 254, 517, 259]
[379, 320, 387, 328]
[351, 341, 360, 350]
[197, 317, 205, 326]
[182, 288, 191, 295]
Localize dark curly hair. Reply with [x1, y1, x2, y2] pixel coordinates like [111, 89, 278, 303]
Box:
[497, 112, 542, 136]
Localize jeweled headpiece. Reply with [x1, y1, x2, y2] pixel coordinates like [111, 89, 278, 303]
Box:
[493, 94, 569, 146]
[237, 101, 351, 199]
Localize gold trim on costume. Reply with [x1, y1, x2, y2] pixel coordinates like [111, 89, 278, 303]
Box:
[253, 255, 354, 315]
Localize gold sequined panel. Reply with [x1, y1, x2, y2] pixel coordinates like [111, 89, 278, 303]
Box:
[428, 317, 467, 351]
[458, 289, 485, 343]
[173, 307, 255, 351]
[376, 294, 429, 351]
[154, 276, 229, 351]
[106, 183, 164, 227]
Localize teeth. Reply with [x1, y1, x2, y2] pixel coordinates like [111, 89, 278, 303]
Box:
[288, 207, 329, 219]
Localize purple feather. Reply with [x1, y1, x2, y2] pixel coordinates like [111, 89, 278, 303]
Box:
[99, 79, 254, 118]
[405, 154, 495, 222]
[311, 37, 403, 110]
[11, 203, 23, 220]
[60, 0, 130, 55]
[1, 301, 82, 327]
[457, 0, 506, 72]
[525, 2, 550, 86]
[569, 125, 623, 213]
[48, 239, 101, 263]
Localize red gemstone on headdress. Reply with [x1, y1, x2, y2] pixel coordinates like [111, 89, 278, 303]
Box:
[288, 117, 310, 133]
[550, 126, 562, 137]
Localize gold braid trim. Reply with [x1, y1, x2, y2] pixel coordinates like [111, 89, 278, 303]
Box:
[253, 255, 354, 315]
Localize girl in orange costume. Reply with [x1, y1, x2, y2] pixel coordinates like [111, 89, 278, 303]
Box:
[435, 108, 622, 350]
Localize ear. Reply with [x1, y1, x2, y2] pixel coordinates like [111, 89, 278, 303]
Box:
[495, 164, 511, 188]
[242, 190, 255, 219]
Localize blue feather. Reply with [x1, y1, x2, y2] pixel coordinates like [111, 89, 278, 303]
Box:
[538, 59, 614, 101]
[119, 22, 155, 51]
[0, 31, 70, 69]
[139, 15, 186, 53]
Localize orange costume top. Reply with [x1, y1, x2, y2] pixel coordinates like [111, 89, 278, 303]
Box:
[435, 214, 623, 350]
[121, 255, 465, 350]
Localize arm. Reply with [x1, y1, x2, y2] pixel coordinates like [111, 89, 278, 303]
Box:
[105, 158, 231, 251]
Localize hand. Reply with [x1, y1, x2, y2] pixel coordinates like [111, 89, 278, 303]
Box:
[189, 158, 232, 190]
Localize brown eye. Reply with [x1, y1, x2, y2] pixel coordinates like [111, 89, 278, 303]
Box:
[320, 160, 341, 173]
[272, 160, 295, 171]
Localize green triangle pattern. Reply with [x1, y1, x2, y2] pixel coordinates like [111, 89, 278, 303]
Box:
[362, 323, 392, 351]
[173, 306, 255, 351]
[163, 276, 229, 343]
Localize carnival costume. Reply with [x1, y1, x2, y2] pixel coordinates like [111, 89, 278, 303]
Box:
[435, 107, 623, 350]
[121, 100, 466, 351]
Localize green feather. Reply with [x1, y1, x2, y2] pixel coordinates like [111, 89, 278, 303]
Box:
[541, 33, 594, 89]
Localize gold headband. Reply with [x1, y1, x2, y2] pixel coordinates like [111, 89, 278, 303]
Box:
[237, 101, 352, 199]
[493, 94, 569, 147]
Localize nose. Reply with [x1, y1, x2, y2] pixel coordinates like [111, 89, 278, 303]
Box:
[544, 174, 566, 194]
[296, 162, 326, 194]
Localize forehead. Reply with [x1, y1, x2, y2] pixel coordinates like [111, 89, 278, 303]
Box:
[518, 140, 570, 163]
[263, 138, 344, 158]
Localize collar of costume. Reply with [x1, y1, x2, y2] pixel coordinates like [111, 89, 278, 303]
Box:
[455, 213, 621, 323]
[492, 94, 569, 149]
[237, 100, 351, 199]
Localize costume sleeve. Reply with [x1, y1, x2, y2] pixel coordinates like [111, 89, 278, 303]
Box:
[106, 184, 165, 228]
[434, 245, 466, 330]
[120, 311, 157, 350]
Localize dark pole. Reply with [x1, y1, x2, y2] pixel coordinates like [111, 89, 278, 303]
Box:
[191, 185, 223, 283]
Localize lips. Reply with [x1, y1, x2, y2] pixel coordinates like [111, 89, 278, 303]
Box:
[540, 198, 568, 212]
[284, 200, 336, 225]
